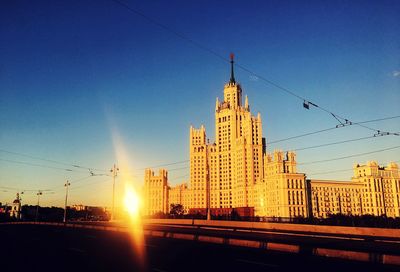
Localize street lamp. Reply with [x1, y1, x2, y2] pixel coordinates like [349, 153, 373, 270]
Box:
[206, 144, 211, 221]
[16, 191, 24, 220]
[110, 164, 119, 221]
[63, 181, 70, 223]
[35, 191, 43, 222]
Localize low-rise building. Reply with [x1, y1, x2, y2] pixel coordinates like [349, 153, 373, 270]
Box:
[168, 183, 188, 213]
[308, 180, 363, 218]
[308, 161, 400, 218]
[352, 161, 400, 217]
[9, 193, 22, 219]
[143, 169, 169, 215]
[259, 151, 308, 218]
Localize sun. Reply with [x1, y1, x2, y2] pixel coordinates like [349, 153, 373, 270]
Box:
[124, 185, 140, 218]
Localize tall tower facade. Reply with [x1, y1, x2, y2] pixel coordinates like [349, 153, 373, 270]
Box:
[189, 125, 208, 209]
[190, 54, 264, 211]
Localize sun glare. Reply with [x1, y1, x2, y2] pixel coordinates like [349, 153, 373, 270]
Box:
[124, 185, 140, 218]
[110, 128, 146, 269]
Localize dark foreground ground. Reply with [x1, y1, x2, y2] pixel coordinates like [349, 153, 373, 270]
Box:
[0, 224, 398, 272]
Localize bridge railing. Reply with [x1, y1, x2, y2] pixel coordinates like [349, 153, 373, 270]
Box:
[143, 218, 400, 241]
[2, 220, 400, 265]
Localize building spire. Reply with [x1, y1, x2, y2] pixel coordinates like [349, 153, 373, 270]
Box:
[229, 53, 235, 84]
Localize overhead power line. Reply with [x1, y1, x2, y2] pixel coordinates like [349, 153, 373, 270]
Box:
[169, 173, 190, 182]
[308, 160, 400, 176]
[0, 158, 88, 173]
[299, 145, 400, 166]
[162, 166, 189, 172]
[109, 0, 399, 137]
[308, 168, 354, 176]
[358, 115, 400, 124]
[69, 178, 111, 191]
[293, 135, 376, 152]
[135, 160, 189, 171]
[269, 127, 338, 145]
[0, 147, 188, 175]
[268, 115, 400, 145]
[110, 0, 227, 64]
[0, 185, 25, 191]
[1, 175, 110, 205]
[0, 149, 108, 172]
[48, 175, 94, 191]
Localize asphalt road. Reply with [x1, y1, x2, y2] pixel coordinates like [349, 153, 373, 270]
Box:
[0, 224, 398, 272]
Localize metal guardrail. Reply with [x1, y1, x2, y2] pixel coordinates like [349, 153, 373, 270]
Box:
[2, 220, 400, 265]
[148, 222, 400, 243]
[142, 223, 400, 254]
[143, 218, 400, 240]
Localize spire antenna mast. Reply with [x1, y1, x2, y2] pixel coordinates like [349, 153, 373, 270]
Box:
[229, 53, 235, 84]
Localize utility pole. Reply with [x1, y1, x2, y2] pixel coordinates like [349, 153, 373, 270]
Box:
[16, 192, 24, 220]
[63, 180, 70, 223]
[206, 141, 211, 221]
[35, 190, 42, 222]
[110, 164, 119, 221]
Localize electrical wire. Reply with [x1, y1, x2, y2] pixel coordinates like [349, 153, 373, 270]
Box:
[47, 175, 94, 191]
[299, 145, 400, 166]
[307, 168, 354, 176]
[0, 185, 25, 191]
[268, 127, 339, 145]
[0, 158, 89, 173]
[0, 147, 189, 175]
[109, 0, 399, 137]
[292, 135, 376, 152]
[268, 115, 400, 145]
[69, 178, 110, 191]
[1, 116, 397, 175]
[134, 160, 189, 171]
[0, 149, 108, 172]
[307, 160, 400, 176]
[171, 173, 190, 180]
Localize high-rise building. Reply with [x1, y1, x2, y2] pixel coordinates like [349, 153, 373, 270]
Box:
[144, 55, 308, 218]
[189, 125, 209, 210]
[190, 54, 264, 212]
[142, 56, 399, 220]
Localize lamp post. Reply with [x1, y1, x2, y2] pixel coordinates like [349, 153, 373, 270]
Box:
[110, 164, 119, 221]
[63, 181, 70, 223]
[206, 143, 211, 221]
[35, 190, 42, 222]
[17, 192, 24, 220]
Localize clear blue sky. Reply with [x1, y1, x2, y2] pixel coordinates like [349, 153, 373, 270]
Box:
[1, 0, 399, 207]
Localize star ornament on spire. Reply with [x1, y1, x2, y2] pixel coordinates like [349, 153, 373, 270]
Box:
[230, 53, 234, 61]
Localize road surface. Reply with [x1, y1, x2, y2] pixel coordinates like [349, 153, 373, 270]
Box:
[0, 224, 398, 272]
